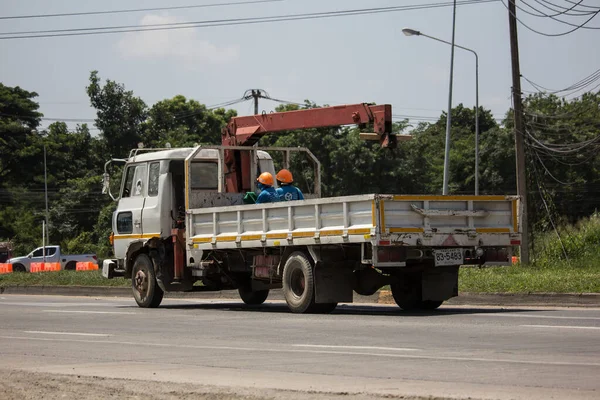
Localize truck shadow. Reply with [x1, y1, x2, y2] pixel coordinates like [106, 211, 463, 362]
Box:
[155, 301, 537, 317]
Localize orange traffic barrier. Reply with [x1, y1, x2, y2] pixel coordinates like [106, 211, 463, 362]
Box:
[512, 256, 520, 265]
[76, 262, 99, 271]
[44, 262, 61, 272]
[0, 263, 13, 274]
[30, 262, 61, 273]
[30, 262, 44, 273]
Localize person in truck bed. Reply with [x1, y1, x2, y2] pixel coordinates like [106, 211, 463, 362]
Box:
[255, 172, 281, 204]
[276, 169, 304, 201]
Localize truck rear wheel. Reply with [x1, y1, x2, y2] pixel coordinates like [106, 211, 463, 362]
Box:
[238, 286, 269, 305]
[65, 261, 76, 270]
[390, 274, 421, 311]
[132, 254, 164, 308]
[419, 300, 443, 310]
[312, 302, 338, 314]
[282, 251, 315, 313]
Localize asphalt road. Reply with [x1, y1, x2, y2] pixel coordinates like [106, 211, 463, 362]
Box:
[0, 294, 599, 400]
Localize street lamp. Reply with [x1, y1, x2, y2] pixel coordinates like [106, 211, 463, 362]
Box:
[402, 28, 480, 195]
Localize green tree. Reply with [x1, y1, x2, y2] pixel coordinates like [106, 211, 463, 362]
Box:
[87, 71, 147, 158]
[144, 95, 236, 147]
[0, 83, 43, 187]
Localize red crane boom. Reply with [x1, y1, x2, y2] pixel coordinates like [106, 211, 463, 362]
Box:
[221, 103, 395, 193]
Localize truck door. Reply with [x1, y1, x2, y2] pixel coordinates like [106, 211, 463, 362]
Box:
[141, 161, 168, 237]
[114, 163, 147, 258]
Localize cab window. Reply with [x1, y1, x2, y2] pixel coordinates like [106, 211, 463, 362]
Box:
[190, 162, 218, 190]
[148, 162, 160, 197]
[122, 164, 147, 198]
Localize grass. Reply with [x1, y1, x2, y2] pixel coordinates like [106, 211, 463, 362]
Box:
[459, 259, 600, 293]
[460, 212, 600, 294]
[0, 270, 130, 288]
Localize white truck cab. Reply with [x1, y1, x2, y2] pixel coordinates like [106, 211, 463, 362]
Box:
[107, 147, 280, 261]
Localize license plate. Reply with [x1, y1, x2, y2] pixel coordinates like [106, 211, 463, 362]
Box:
[433, 248, 464, 266]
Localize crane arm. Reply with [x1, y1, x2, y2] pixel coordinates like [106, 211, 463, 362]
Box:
[222, 103, 395, 148]
[220, 103, 397, 193]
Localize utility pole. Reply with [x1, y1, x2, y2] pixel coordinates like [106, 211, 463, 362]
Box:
[243, 89, 268, 115]
[442, 0, 458, 195]
[44, 144, 50, 245]
[508, 0, 529, 264]
[252, 90, 261, 115]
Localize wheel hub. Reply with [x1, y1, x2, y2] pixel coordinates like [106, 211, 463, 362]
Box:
[290, 269, 305, 297]
[134, 270, 148, 296]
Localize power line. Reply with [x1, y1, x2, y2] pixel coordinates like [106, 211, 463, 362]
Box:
[522, 68, 600, 96]
[520, 0, 596, 17]
[519, 0, 600, 28]
[0, 0, 498, 40]
[0, 0, 284, 20]
[501, 0, 600, 36]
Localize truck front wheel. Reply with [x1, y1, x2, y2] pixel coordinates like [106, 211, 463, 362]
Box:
[132, 254, 164, 308]
[282, 252, 315, 313]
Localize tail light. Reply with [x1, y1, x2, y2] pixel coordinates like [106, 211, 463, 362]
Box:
[93, 255, 98, 261]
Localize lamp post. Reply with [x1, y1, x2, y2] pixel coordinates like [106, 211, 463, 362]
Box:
[402, 28, 480, 195]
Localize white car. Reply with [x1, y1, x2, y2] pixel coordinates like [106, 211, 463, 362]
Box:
[8, 245, 97, 272]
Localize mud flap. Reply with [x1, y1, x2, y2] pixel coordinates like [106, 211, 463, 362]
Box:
[314, 263, 354, 304]
[422, 266, 459, 302]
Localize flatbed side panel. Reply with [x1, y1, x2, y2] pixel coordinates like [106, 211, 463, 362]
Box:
[188, 196, 377, 250]
[381, 196, 518, 234]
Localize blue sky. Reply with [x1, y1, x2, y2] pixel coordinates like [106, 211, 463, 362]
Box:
[1, 0, 598, 134]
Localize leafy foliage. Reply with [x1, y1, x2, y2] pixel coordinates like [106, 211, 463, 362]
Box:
[0, 74, 599, 264]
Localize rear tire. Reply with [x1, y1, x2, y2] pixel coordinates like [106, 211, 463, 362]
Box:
[390, 273, 421, 311]
[132, 254, 164, 308]
[65, 261, 76, 271]
[311, 302, 338, 314]
[282, 251, 315, 313]
[238, 286, 269, 305]
[13, 264, 26, 273]
[419, 300, 443, 310]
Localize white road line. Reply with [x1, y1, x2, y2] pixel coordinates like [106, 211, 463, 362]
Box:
[521, 325, 600, 330]
[293, 344, 420, 352]
[2, 335, 599, 368]
[475, 313, 600, 321]
[43, 310, 137, 315]
[23, 331, 112, 337]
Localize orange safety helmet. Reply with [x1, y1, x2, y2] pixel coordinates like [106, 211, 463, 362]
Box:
[276, 169, 294, 184]
[257, 172, 274, 186]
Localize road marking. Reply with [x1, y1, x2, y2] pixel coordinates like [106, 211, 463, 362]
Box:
[24, 331, 112, 337]
[293, 344, 420, 352]
[521, 325, 600, 330]
[2, 335, 599, 368]
[475, 313, 600, 321]
[43, 310, 137, 315]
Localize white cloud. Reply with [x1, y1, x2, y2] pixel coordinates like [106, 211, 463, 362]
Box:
[117, 14, 239, 67]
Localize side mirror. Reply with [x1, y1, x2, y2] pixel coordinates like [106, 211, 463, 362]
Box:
[28, 255, 31, 258]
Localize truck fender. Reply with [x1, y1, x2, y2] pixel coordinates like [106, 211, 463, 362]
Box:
[125, 240, 148, 278]
[277, 246, 309, 276]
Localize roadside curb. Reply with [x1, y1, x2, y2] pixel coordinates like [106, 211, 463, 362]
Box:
[1, 285, 599, 307]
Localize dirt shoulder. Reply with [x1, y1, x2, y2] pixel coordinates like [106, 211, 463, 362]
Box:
[0, 369, 434, 400]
